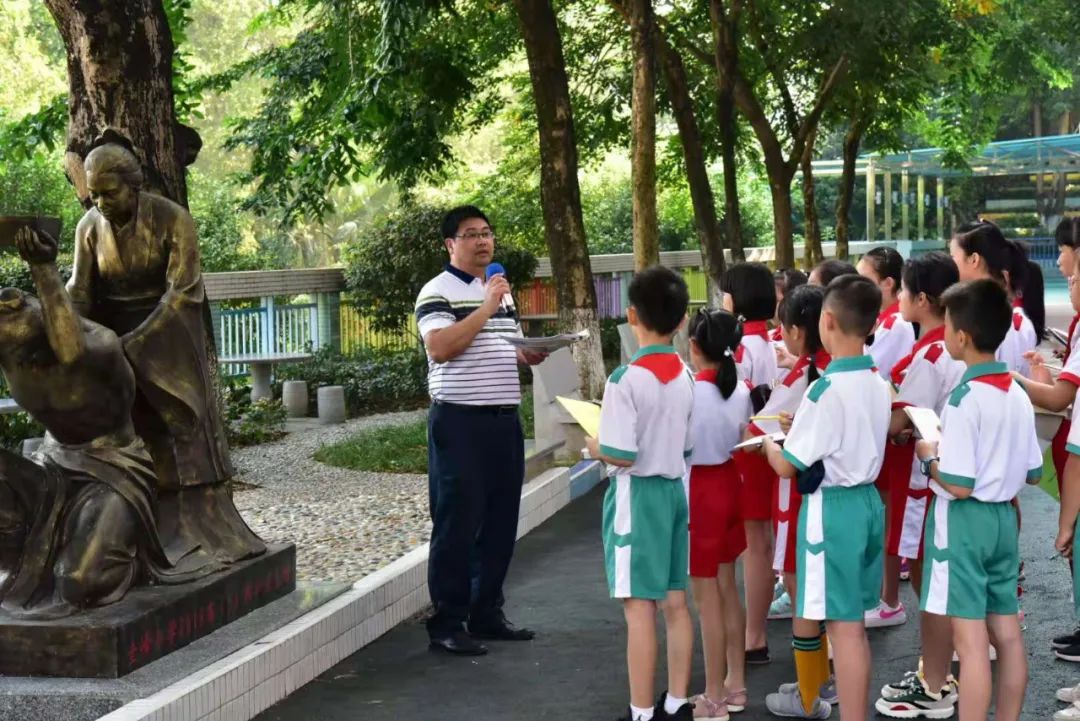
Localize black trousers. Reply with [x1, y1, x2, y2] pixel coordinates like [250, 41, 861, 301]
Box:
[426, 401, 525, 638]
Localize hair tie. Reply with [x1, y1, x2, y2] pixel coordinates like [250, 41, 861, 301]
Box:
[723, 348, 734, 358]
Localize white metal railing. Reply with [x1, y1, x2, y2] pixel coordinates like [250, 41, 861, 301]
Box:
[218, 302, 319, 376]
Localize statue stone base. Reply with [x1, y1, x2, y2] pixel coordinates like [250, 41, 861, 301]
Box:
[0, 544, 296, 678]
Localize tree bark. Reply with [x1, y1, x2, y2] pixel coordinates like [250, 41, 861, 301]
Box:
[835, 117, 865, 261]
[768, 179, 796, 269]
[44, 0, 201, 207]
[656, 35, 726, 286]
[512, 0, 606, 398]
[628, 0, 659, 270]
[709, 0, 746, 263]
[800, 128, 822, 268]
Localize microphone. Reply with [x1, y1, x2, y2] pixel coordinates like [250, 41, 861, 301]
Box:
[485, 262, 515, 314]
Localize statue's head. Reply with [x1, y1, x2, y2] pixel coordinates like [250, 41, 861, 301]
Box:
[85, 144, 143, 224]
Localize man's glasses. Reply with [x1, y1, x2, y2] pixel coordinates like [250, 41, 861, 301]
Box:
[455, 230, 495, 242]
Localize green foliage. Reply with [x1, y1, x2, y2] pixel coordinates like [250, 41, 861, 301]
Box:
[0, 151, 85, 250]
[314, 419, 429, 474]
[229, 398, 288, 448]
[273, 345, 430, 417]
[341, 202, 536, 334]
[188, 171, 268, 272]
[0, 412, 45, 452]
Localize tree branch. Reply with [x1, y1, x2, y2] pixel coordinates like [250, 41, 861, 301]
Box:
[655, 15, 712, 68]
[785, 54, 849, 176]
[744, 0, 798, 137]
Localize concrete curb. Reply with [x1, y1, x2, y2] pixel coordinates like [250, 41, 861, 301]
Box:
[98, 461, 604, 721]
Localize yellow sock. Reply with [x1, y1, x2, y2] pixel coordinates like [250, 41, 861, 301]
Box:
[793, 633, 828, 714]
[816, 623, 831, 686]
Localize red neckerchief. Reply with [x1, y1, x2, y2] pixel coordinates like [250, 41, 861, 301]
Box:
[890, 325, 945, 386]
[742, 320, 770, 339]
[632, 352, 684, 384]
[1012, 296, 1023, 309]
[1066, 314, 1080, 363]
[972, 373, 1012, 392]
[695, 368, 717, 383]
[876, 301, 900, 330]
[770, 326, 783, 342]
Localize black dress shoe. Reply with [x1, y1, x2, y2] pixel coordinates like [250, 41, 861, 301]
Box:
[428, 631, 488, 656]
[468, 613, 536, 641]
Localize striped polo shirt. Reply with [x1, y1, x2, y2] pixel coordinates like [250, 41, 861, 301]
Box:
[415, 264, 522, 406]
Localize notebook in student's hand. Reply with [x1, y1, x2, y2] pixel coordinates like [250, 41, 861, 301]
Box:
[556, 396, 602, 437]
[903, 407, 942, 444]
[733, 432, 785, 451]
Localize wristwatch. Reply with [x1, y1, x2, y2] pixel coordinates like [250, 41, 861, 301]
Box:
[920, 456, 939, 477]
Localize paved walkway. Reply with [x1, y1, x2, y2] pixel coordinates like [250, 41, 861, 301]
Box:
[255, 484, 1074, 720]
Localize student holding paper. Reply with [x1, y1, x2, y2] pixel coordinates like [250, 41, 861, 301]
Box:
[873, 252, 965, 718]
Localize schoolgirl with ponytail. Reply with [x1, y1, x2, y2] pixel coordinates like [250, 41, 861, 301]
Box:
[858, 247, 916, 381]
[950, 219, 1042, 374]
[685, 308, 753, 718]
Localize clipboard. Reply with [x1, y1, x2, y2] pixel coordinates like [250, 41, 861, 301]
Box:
[556, 396, 602, 438]
[733, 432, 785, 451]
[903, 407, 942, 444]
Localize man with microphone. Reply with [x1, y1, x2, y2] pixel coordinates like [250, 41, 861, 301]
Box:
[415, 205, 547, 656]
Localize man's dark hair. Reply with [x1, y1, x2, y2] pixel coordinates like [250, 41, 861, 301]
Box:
[823, 274, 881, 338]
[812, 259, 858, 287]
[720, 262, 776, 321]
[941, 279, 1011, 353]
[628, 266, 690, 336]
[441, 205, 490, 240]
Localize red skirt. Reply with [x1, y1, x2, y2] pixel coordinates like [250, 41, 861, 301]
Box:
[733, 450, 775, 522]
[689, 461, 747, 576]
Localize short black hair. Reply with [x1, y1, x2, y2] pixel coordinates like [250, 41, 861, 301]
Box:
[628, 266, 690, 336]
[811, 259, 857, 287]
[720, 262, 776, 321]
[823, 274, 881, 338]
[863, 247, 904, 291]
[901, 251, 959, 317]
[1056, 217, 1080, 248]
[441, 205, 490, 240]
[774, 267, 808, 295]
[941, 279, 1011, 353]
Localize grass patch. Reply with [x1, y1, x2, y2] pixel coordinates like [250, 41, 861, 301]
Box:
[519, 389, 534, 440]
[315, 420, 429, 474]
[1040, 446, 1061, 501]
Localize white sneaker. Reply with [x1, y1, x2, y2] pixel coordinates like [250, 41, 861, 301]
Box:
[1055, 702, 1080, 721]
[865, 601, 907, 628]
[1058, 684, 1080, 704]
[769, 590, 793, 620]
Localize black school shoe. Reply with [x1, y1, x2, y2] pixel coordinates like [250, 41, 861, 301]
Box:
[746, 645, 771, 665]
[1054, 626, 1080, 650]
[467, 611, 536, 641]
[653, 695, 693, 720]
[1055, 642, 1080, 662]
[428, 630, 488, 656]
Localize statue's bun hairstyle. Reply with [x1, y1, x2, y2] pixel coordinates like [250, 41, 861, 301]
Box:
[85, 129, 144, 191]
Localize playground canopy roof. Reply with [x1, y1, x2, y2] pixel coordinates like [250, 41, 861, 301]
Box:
[864, 133, 1080, 177]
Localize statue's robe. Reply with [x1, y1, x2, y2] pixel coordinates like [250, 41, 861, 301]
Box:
[69, 192, 264, 566]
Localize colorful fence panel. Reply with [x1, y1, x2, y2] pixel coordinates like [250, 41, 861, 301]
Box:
[340, 303, 420, 354]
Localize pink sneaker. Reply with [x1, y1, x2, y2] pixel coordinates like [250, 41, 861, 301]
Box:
[691, 694, 730, 720]
[865, 600, 907, 628]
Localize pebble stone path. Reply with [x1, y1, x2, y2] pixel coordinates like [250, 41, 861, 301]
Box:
[231, 409, 431, 583]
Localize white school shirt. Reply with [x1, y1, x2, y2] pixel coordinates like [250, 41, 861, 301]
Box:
[868, 303, 916, 381]
[891, 327, 965, 492]
[995, 308, 1037, 376]
[1059, 343, 1080, 454]
[747, 350, 831, 438]
[688, 371, 752, 466]
[934, 362, 1042, 502]
[735, 321, 780, 388]
[782, 355, 892, 490]
[598, 345, 694, 480]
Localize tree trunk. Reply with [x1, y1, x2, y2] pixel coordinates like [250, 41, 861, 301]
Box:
[512, 0, 606, 398]
[657, 36, 726, 287]
[800, 128, 822, 268]
[709, 0, 746, 263]
[628, 0, 659, 270]
[767, 171, 796, 268]
[44, 0, 201, 207]
[835, 119, 864, 261]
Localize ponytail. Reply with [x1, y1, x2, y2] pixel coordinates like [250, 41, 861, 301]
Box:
[688, 308, 743, 399]
[780, 285, 826, 383]
[1019, 258, 1046, 341]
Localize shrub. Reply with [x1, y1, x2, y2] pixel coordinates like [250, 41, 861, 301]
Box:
[0, 412, 44, 452]
[342, 201, 537, 335]
[273, 346, 430, 417]
[228, 398, 288, 448]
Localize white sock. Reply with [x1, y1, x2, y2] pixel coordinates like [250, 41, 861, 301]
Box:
[630, 704, 654, 720]
[664, 694, 688, 714]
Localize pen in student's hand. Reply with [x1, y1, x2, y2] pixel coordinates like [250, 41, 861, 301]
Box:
[751, 415, 782, 422]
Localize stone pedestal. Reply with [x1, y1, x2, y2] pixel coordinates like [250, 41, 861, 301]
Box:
[282, 380, 309, 417]
[0, 544, 296, 678]
[317, 385, 346, 424]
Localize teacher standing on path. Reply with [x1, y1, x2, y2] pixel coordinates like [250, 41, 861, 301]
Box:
[416, 205, 546, 656]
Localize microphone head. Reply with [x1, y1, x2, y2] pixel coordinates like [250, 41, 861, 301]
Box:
[485, 262, 506, 280]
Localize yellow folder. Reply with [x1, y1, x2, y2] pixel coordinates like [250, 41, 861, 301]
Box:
[556, 396, 602, 438]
